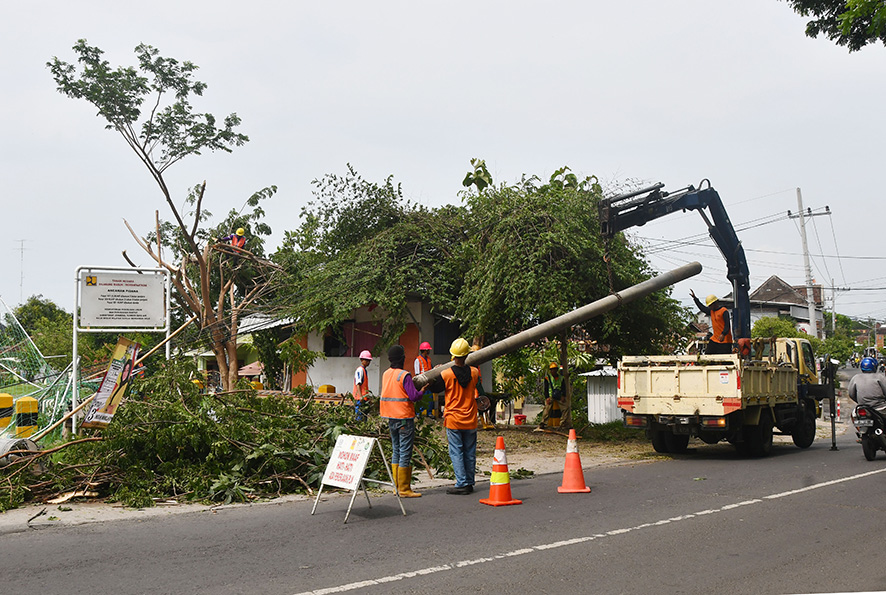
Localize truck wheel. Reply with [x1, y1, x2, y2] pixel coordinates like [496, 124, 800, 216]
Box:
[742, 412, 773, 457]
[650, 429, 670, 453]
[791, 409, 816, 449]
[663, 433, 690, 454]
[862, 435, 877, 461]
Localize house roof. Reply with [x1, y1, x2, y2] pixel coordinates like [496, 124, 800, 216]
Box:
[748, 275, 808, 306]
[238, 314, 296, 334]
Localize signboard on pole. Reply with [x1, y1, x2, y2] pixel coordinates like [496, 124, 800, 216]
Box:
[81, 337, 141, 429]
[79, 271, 166, 328]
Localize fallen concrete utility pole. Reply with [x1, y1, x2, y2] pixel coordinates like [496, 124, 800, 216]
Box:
[412, 261, 702, 390]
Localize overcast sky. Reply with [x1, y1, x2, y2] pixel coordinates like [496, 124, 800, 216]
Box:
[3, 1, 885, 324]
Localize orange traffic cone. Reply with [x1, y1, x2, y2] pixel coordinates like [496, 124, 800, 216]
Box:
[479, 436, 522, 507]
[558, 429, 591, 493]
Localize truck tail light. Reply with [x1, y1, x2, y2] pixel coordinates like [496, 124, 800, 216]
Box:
[624, 414, 647, 428]
[736, 373, 741, 390]
[701, 417, 727, 428]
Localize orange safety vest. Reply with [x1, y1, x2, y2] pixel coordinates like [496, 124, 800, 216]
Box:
[380, 368, 415, 419]
[441, 366, 479, 430]
[231, 235, 245, 249]
[353, 365, 369, 401]
[415, 354, 432, 375]
[711, 307, 733, 344]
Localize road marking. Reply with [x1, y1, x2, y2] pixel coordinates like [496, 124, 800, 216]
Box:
[295, 467, 886, 595]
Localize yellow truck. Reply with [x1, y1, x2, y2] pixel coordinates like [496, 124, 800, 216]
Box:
[618, 338, 827, 456]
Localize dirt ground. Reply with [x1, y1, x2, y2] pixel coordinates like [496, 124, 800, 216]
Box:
[426, 422, 654, 481]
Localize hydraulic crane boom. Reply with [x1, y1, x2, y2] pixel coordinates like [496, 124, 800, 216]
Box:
[599, 180, 751, 340]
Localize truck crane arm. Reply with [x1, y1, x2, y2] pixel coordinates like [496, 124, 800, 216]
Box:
[599, 180, 751, 340]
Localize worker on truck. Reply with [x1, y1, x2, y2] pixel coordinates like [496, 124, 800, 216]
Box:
[690, 289, 732, 355]
[849, 356, 886, 414]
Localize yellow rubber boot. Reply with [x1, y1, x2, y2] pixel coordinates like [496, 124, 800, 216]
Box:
[398, 466, 422, 498]
[390, 463, 399, 493]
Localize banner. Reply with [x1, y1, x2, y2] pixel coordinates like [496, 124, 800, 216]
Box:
[82, 338, 141, 429]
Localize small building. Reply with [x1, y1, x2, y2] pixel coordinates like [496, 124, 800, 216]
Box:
[581, 367, 619, 424]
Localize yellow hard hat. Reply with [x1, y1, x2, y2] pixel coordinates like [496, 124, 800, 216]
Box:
[236, 228, 245, 236]
[450, 338, 471, 358]
[705, 294, 718, 306]
[549, 362, 559, 369]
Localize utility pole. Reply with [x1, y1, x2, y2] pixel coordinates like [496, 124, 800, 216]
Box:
[15, 239, 26, 304]
[795, 188, 817, 338]
[787, 190, 831, 339]
[831, 277, 836, 335]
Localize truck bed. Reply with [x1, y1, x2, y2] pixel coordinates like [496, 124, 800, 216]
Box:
[617, 354, 799, 417]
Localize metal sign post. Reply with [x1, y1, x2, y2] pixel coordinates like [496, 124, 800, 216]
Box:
[73, 267, 170, 434]
[311, 434, 404, 523]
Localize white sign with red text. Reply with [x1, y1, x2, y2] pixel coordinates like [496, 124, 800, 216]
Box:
[321, 434, 374, 491]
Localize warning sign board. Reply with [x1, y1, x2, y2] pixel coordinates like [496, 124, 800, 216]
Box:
[312, 434, 405, 523]
[321, 435, 374, 491]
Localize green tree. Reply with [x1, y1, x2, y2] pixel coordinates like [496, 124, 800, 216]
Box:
[752, 316, 804, 338]
[275, 166, 469, 348]
[820, 333, 855, 362]
[784, 0, 886, 51]
[48, 40, 277, 391]
[275, 162, 689, 419]
[457, 167, 688, 359]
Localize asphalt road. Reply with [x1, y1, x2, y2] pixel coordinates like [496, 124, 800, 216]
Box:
[2, 420, 882, 595]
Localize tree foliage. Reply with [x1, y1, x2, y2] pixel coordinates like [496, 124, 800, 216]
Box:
[458, 167, 689, 360]
[275, 164, 690, 366]
[752, 315, 805, 338]
[784, 0, 886, 51]
[48, 40, 277, 390]
[275, 166, 471, 348]
[0, 360, 450, 510]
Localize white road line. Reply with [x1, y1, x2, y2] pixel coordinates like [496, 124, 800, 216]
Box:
[295, 467, 886, 595]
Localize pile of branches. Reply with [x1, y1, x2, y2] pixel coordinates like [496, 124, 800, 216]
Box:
[0, 361, 451, 511]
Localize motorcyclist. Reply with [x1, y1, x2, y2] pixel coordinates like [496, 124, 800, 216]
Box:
[848, 357, 886, 414]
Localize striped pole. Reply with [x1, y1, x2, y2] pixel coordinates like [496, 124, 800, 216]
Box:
[0, 393, 12, 432]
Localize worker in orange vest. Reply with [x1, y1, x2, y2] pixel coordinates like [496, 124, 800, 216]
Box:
[426, 338, 486, 495]
[353, 350, 373, 421]
[221, 228, 246, 250]
[381, 345, 426, 497]
[690, 289, 733, 355]
[414, 341, 434, 417]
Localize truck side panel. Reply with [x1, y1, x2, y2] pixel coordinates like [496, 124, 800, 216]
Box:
[619, 355, 798, 417]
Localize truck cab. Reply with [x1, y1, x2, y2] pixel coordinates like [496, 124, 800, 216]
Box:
[775, 338, 818, 385]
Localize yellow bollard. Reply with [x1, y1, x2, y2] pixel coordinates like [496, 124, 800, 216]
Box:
[14, 397, 39, 438]
[0, 393, 13, 432]
[549, 401, 561, 428]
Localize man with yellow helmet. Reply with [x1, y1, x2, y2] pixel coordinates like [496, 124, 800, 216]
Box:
[426, 338, 486, 495]
[221, 227, 247, 250]
[690, 289, 733, 355]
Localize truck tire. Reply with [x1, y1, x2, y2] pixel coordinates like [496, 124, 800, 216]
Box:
[742, 411, 773, 457]
[650, 429, 670, 453]
[663, 433, 690, 453]
[862, 435, 877, 461]
[791, 407, 817, 449]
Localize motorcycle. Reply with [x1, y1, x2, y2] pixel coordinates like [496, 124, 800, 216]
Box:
[851, 404, 886, 460]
